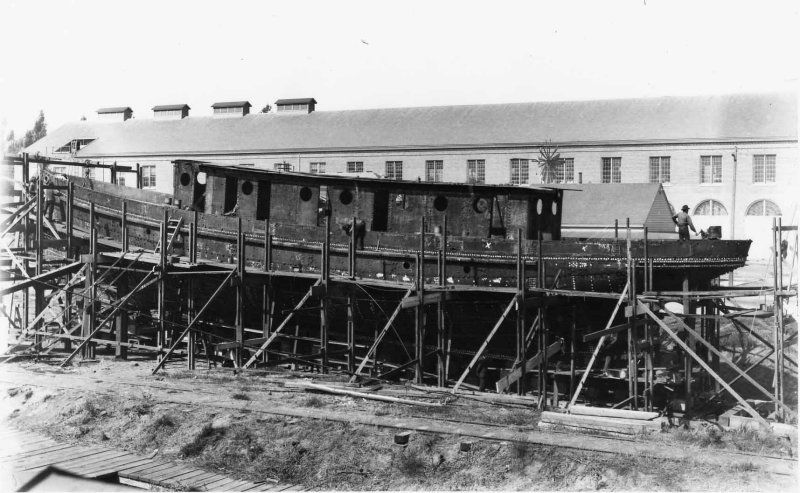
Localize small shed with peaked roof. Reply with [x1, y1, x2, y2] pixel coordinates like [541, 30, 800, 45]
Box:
[553, 183, 676, 239]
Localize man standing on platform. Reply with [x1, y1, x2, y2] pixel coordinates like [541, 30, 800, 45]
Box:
[672, 205, 697, 241]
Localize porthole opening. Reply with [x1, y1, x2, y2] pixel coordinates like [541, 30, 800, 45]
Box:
[551, 201, 558, 216]
[433, 195, 448, 212]
[299, 186, 313, 202]
[339, 189, 353, 205]
[536, 199, 543, 215]
[241, 181, 254, 195]
[196, 172, 207, 185]
[179, 172, 191, 186]
[473, 197, 489, 214]
[402, 261, 411, 269]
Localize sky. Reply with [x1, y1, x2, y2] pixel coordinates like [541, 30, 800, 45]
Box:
[0, 0, 797, 138]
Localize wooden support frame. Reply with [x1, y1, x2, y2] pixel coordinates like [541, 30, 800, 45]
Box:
[452, 295, 516, 393]
[152, 268, 237, 374]
[349, 287, 414, 382]
[567, 281, 629, 409]
[242, 280, 323, 369]
[654, 302, 797, 420]
[62, 268, 160, 367]
[637, 302, 770, 426]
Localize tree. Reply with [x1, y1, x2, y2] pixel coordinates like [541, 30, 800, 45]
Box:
[5, 130, 21, 154]
[4, 110, 47, 154]
[32, 110, 47, 140]
[260, 104, 272, 114]
[534, 140, 561, 184]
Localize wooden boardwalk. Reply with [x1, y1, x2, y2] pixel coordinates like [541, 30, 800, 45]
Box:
[0, 426, 305, 491]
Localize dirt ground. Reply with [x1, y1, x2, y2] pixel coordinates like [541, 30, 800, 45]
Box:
[1, 359, 797, 491]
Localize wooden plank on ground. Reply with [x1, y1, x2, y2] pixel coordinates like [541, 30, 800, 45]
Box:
[192, 474, 235, 489]
[86, 458, 155, 478]
[180, 471, 221, 487]
[162, 468, 211, 484]
[201, 477, 242, 491]
[55, 450, 131, 472]
[219, 480, 259, 491]
[74, 453, 143, 476]
[13, 446, 107, 470]
[0, 443, 71, 462]
[125, 460, 181, 478]
[145, 463, 199, 482]
[117, 459, 161, 475]
[0, 439, 58, 458]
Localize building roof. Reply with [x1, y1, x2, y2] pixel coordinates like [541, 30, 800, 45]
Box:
[556, 183, 676, 233]
[25, 92, 797, 158]
[152, 104, 190, 111]
[275, 98, 317, 105]
[212, 101, 251, 109]
[96, 106, 132, 114]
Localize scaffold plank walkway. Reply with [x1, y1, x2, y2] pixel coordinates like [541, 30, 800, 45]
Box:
[0, 424, 300, 491]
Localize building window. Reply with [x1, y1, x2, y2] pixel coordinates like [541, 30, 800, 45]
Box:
[700, 155, 722, 184]
[309, 162, 326, 174]
[601, 157, 622, 183]
[154, 109, 183, 118]
[510, 158, 529, 185]
[426, 160, 444, 182]
[141, 165, 156, 188]
[553, 158, 575, 184]
[753, 154, 776, 183]
[385, 161, 403, 180]
[746, 199, 781, 216]
[274, 162, 293, 172]
[467, 159, 485, 184]
[694, 199, 728, 216]
[347, 161, 364, 173]
[50, 166, 66, 175]
[649, 157, 671, 184]
[118, 176, 126, 187]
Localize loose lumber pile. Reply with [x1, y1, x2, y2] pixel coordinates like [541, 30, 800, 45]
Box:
[285, 380, 442, 407]
[539, 405, 665, 436]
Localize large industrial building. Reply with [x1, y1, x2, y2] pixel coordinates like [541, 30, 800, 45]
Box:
[22, 92, 798, 257]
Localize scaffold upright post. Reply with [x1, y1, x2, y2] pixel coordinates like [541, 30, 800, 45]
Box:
[235, 217, 245, 366]
[437, 215, 447, 387]
[415, 218, 425, 384]
[157, 209, 168, 356]
[67, 182, 74, 259]
[320, 214, 331, 373]
[516, 228, 526, 396]
[121, 200, 128, 252]
[33, 162, 44, 351]
[537, 227, 546, 408]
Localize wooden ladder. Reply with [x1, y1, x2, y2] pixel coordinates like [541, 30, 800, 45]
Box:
[155, 217, 183, 254]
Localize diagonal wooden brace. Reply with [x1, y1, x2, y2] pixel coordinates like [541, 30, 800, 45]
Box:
[151, 268, 238, 374]
[452, 295, 517, 393]
[349, 287, 414, 382]
[243, 279, 323, 369]
[656, 303, 797, 420]
[60, 268, 160, 367]
[637, 301, 770, 427]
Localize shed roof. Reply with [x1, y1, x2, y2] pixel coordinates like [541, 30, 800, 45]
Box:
[97, 107, 132, 114]
[555, 183, 676, 233]
[212, 101, 252, 109]
[275, 98, 317, 105]
[152, 104, 190, 111]
[25, 92, 796, 158]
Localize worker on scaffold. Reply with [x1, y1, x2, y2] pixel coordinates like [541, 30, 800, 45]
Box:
[672, 205, 697, 241]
